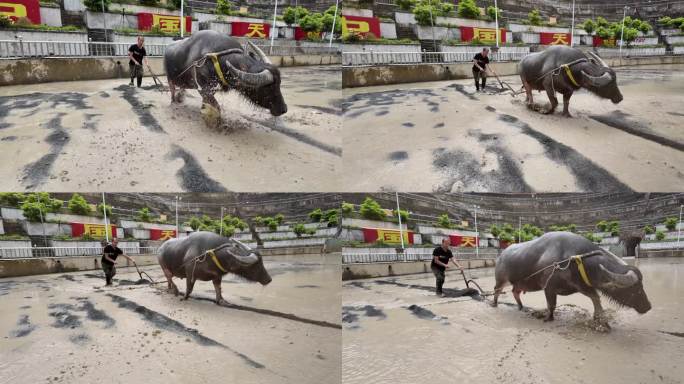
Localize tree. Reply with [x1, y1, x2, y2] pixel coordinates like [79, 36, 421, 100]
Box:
[608, 221, 620, 236]
[322, 5, 342, 34]
[139, 0, 158, 6]
[596, 220, 609, 232]
[293, 223, 316, 237]
[323, 209, 339, 226]
[397, 0, 416, 11]
[644, 225, 654, 235]
[341, 202, 354, 214]
[596, 26, 612, 39]
[68, 193, 91, 215]
[583, 19, 596, 34]
[0, 192, 24, 207]
[359, 197, 386, 220]
[283, 6, 309, 25]
[415, 0, 455, 26]
[309, 208, 324, 222]
[300, 13, 324, 32]
[393, 209, 409, 222]
[20, 193, 63, 222]
[528, 9, 542, 26]
[655, 230, 666, 241]
[274, 213, 285, 225]
[215, 0, 234, 16]
[138, 207, 152, 222]
[187, 216, 202, 231]
[437, 214, 452, 229]
[97, 203, 112, 217]
[457, 0, 480, 19]
[596, 16, 609, 28]
[83, 0, 111, 12]
[488, 224, 500, 237]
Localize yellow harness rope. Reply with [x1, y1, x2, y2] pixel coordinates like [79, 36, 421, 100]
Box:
[207, 249, 228, 273]
[207, 53, 229, 87]
[572, 255, 592, 287]
[562, 64, 580, 87]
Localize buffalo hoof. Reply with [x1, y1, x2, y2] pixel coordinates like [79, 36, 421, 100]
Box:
[490, 302, 498, 308]
[562, 111, 572, 118]
[518, 304, 524, 311]
[201, 103, 221, 128]
[543, 108, 556, 115]
[543, 315, 554, 322]
[216, 298, 229, 306]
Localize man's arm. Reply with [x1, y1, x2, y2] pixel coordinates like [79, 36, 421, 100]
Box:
[121, 253, 137, 264]
[451, 258, 464, 270]
[128, 48, 141, 66]
[433, 255, 449, 268]
[103, 253, 117, 264]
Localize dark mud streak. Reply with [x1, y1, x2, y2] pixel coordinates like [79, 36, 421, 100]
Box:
[294, 104, 343, 116]
[374, 280, 481, 300]
[343, 88, 439, 117]
[10, 314, 37, 337]
[294, 285, 320, 288]
[242, 115, 342, 156]
[107, 294, 265, 369]
[22, 113, 69, 188]
[659, 330, 684, 338]
[446, 84, 477, 100]
[114, 84, 165, 133]
[402, 122, 415, 128]
[407, 304, 445, 321]
[48, 303, 82, 329]
[433, 122, 445, 128]
[498, 114, 632, 192]
[69, 333, 91, 345]
[375, 110, 389, 116]
[667, 112, 684, 117]
[48, 299, 115, 328]
[389, 151, 409, 161]
[167, 146, 227, 192]
[192, 296, 342, 330]
[1, 135, 17, 141]
[589, 113, 684, 152]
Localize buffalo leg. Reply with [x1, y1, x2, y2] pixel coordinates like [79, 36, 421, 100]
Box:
[491, 283, 504, 307]
[522, 79, 533, 105]
[512, 286, 523, 310]
[562, 92, 573, 117]
[543, 85, 558, 115]
[585, 290, 605, 320]
[212, 278, 226, 305]
[161, 266, 179, 296]
[182, 278, 195, 300]
[200, 92, 221, 127]
[169, 81, 177, 103]
[544, 288, 557, 322]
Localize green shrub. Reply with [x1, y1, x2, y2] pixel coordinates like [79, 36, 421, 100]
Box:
[253, 216, 264, 226]
[293, 223, 316, 237]
[323, 5, 342, 34]
[414, 0, 454, 26]
[655, 230, 666, 241]
[309, 208, 324, 222]
[83, 0, 110, 12]
[596, 220, 609, 232]
[397, 0, 416, 11]
[264, 217, 278, 231]
[583, 19, 595, 34]
[139, 0, 157, 6]
[67, 193, 91, 215]
[341, 202, 354, 214]
[274, 213, 285, 225]
[664, 217, 678, 231]
[486, 6, 501, 22]
[0, 192, 25, 207]
[359, 197, 386, 221]
[596, 16, 609, 28]
[323, 209, 339, 225]
[644, 225, 654, 235]
[0, 15, 11, 28]
[457, 0, 479, 19]
[97, 203, 112, 217]
[187, 216, 202, 231]
[215, 0, 233, 15]
[583, 233, 600, 243]
[137, 207, 152, 222]
[300, 12, 324, 32]
[393, 209, 409, 222]
[488, 224, 500, 237]
[528, 9, 542, 26]
[608, 221, 620, 236]
[222, 214, 247, 231]
[498, 232, 514, 243]
[437, 213, 452, 229]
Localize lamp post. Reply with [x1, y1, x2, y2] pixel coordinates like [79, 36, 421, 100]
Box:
[678, 204, 683, 250]
[101, 0, 108, 42]
[180, 0, 184, 38]
[494, 0, 499, 48]
[395, 192, 405, 253]
[270, 0, 279, 52]
[175, 195, 181, 237]
[220, 206, 225, 236]
[474, 206, 479, 259]
[102, 192, 109, 243]
[428, 0, 436, 51]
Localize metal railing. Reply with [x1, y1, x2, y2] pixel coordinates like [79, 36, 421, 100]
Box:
[342, 248, 499, 264]
[0, 246, 158, 259]
[596, 47, 668, 58]
[0, 40, 340, 59]
[342, 50, 529, 67]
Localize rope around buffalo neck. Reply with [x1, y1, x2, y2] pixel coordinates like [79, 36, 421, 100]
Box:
[518, 250, 602, 290]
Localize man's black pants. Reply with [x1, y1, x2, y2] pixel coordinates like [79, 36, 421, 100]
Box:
[102, 263, 116, 285]
[473, 69, 487, 90]
[130, 63, 143, 87]
[431, 265, 446, 294]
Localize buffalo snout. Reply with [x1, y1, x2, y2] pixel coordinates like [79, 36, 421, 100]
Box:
[270, 103, 288, 116]
[612, 94, 623, 104]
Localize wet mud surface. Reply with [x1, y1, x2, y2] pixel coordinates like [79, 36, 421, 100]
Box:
[342, 258, 684, 384]
[0, 66, 341, 192]
[0, 254, 340, 384]
[342, 66, 684, 191]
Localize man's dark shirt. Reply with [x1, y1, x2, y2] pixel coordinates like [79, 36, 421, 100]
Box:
[431, 246, 453, 272]
[472, 53, 490, 72]
[128, 44, 146, 66]
[102, 244, 123, 266]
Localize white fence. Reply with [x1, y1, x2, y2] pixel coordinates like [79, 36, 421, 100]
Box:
[342, 49, 529, 66]
[0, 40, 339, 59]
[596, 47, 667, 58]
[0, 246, 158, 259]
[342, 247, 499, 264]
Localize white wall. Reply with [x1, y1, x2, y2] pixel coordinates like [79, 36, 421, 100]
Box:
[1, 207, 24, 220]
[22, 222, 72, 236]
[342, 218, 407, 230]
[40, 6, 62, 27]
[380, 22, 397, 39]
[666, 35, 684, 45]
[342, 8, 373, 18]
[0, 30, 88, 42]
[343, 43, 421, 53]
[204, 21, 231, 35]
[85, 11, 138, 30]
[45, 212, 108, 224]
[118, 219, 182, 231]
[63, 0, 85, 11]
[263, 237, 326, 248]
[108, 3, 180, 16]
[508, 24, 575, 34]
[0, 218, 3, 235]
[0, 240, 32, 258]
[514, 31, 540, 44]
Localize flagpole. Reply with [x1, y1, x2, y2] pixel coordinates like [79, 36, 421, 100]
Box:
[180, 0, 184, 37]
[474, 206, 479, 258]
[270, 0, 279, 53]
[395, 192, 405, 253]
[570, 0, 575, 47]
[494, 0, 499, 48]
[329, 0, 340, 48]
[102, 192, 109, 243]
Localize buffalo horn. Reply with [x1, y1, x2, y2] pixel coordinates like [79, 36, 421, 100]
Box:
[581, 70, 613, 87]
[247, 41, 272, 65]
[225, 60, 274, 88]
[599, 264, 639, 288]
[587, 51, 609, 68]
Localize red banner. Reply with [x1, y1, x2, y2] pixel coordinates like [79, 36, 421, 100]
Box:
[459, 26, 506, 43]
[540, 32, 571, 45]
[593, 36, 615, 47]
[150, 229, 177, 240]
[449, 235, 479, 248]
[362, 227, 414, 245]
[71, 223, 117, 239]
[294, 27, 322, 41]
[138, 13, 191, 33]
[0, 0, 40, 24]
[341, 15, 381, 38]
[231, 21, 271, 38]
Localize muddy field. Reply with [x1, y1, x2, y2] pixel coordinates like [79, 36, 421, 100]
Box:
[0, 254, 341, 384]
[342, 257, 684, 384]
[0, 66, 342, 192]
[342, 65, 684, 192]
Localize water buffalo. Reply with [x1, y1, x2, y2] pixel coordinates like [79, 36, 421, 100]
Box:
[164, 30, 288, 127]
[519, 46, 623, 117]
[492, 232, 651, 323]
[157, 231, 272, 304]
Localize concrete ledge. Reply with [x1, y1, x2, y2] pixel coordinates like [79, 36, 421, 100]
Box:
[0, 55, 340, 86]
[342, 258, 496, 280]
[342, 55, 684, 88]
[0, 254, 157, 278]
